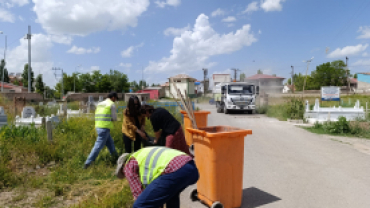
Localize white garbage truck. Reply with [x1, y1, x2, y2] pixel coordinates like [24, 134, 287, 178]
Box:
[213, 82, 259, 114]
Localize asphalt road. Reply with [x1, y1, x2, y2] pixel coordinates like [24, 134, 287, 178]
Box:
[180, 103, 370, 208]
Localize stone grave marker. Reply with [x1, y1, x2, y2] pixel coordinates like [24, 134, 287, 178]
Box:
[21, 106, 36, 118]
[99, 96, 104, 102]
[0, 106, 7, 127]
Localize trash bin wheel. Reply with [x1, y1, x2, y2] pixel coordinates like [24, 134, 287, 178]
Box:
[211, 201, 224, 208]
[189, 188, 198, 201]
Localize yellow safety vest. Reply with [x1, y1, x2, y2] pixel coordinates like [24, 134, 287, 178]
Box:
[128, 147, 186, 186]
[95, 99, 114, 129]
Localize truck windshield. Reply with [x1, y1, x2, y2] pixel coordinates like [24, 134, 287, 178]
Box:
[228, 85, 253, 94]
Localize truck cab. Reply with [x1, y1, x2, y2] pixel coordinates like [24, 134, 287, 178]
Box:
[214, 82, 259, 114]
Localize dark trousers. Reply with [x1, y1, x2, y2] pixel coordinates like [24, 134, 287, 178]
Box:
[133, 161, 199, 208]
[123, 133, 142, 153]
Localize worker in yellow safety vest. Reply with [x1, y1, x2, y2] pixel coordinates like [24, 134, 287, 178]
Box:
[115, 147, 199, 208]
[84, 92, 119, 169]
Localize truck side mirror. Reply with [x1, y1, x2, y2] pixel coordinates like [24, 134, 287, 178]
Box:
[221, 86, 226, 94]
[256, 86, 259, 95]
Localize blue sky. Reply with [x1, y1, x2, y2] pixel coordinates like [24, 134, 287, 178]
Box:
[1, 0, 370, 88]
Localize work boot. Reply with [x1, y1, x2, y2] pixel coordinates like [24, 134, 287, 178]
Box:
[83, 163, 91, 169]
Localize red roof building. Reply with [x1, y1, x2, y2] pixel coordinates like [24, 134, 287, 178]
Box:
[0, 82, 28, 92]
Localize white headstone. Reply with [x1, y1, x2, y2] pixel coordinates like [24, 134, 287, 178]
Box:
[39, 102, 43, 106]
[305, 100, 309, 112]
[99, 96, 104, 102]
[21, 106, 36, 118]
[0, 106, 4, 115]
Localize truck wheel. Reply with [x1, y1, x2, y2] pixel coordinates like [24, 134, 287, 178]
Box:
[224, 106, 229, 114]
[247, 110, 253, 114]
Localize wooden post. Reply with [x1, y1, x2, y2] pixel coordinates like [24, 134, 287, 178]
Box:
[46, 121, 53, 142]
[41, 117, 46, 127]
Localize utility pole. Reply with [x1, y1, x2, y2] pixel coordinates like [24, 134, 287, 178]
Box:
[25, 26, 32, 93]
[231, 68, 240, 82]
[346, 56, 349, 95]
[142, 67, 144, 90]
[291, 66, 294, 93]
[53, 67, 64, 100]
[202, 68, 208, 96]
[302, 57, 314, 97]
[0, 32, 6, 92]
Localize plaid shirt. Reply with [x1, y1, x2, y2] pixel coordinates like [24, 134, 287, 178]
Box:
[124, 155, 193, 199]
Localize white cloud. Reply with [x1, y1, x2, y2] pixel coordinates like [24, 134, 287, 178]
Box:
[227, 24, 234, 28]
[121, 43, 144, 58]
[258, 30, 262, 34]
[352, 59, 370, 68]
[119, 62, 132, 68]
[357, 26, 370, 39]
[0, 8, 15, 22]
[32, 0, 150, 36]
[327, 44, 368, 58]
[363, 52, 369, 57]
[164, 25, 190, 36]
[90, 66, 100, 71]
[67, 46, 100, 55]
[261, 0, 286, 12]
[222, 16, 236, 23]
[144, 14, 257, 74]
[243, 1, 259, 14]
[155, 0, 180, 8]
[49, 34, 73, 45]
[6, 34, 57, 87]
[3, 0, 29, 7]
[18, 15, 23, 21]
[211, 8, 225, 17]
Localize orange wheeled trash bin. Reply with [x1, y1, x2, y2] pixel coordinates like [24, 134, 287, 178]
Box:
[181, 110, 210, 146]
[187, 126, 252, 208]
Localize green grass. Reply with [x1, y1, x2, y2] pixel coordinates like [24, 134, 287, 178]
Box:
[0, 94, 183, 207]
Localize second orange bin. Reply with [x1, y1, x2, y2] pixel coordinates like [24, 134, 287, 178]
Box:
[187, 126, 252, 208]
[180, 110, 210, 146]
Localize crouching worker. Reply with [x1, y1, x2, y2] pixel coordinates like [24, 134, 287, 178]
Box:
[115, 147, 199, 208]
[142, 105, 191, 156]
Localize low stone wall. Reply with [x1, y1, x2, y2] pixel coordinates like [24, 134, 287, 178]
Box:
[0, 92, 44, 102]
[66, 93, 125, 102]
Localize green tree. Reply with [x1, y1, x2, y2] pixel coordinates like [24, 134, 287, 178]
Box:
[97, 74, 113, 92]
[109, 69, 130, 93]
[13, 79, 20, 86]
[0, 59, 10, 83]
[22, 64, 34, 91]
[286, 78, 292, 85]
[354, 74, 358, 79]
[257, 69, 263, 74]
[240, 73, 246, 81]
[35, 74, 45, 94]
[311, 60, 347, 89]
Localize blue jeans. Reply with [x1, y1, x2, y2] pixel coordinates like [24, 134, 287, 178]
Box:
[85, 128, 118, 165]
[133, 160, 199, 208]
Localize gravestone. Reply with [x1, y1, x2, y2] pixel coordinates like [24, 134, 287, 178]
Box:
[39, 102, 43, 106]
[99, 96, 104, 102]
[21, 106, 36, 118]
[88, 96, 94, 103]
[0, 106, 7, 127]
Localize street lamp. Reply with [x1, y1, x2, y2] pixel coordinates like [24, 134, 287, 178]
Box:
[0, 31, 7, 92]
[74, 64, 81, 93]
[302, 57, 314, 97]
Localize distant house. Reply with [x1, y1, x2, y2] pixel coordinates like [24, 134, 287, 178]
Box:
[137, 86, 165, 100]
[212, 74, 231, 89]
[161, 82, 170, 97]
[9, 73, 23, 86]
[0, 82, 28, 92]
[356, 73, 370, 91]
[244, 74, 285, 94]
[169, 74, 196, 98]
[195, 80, 209, 94]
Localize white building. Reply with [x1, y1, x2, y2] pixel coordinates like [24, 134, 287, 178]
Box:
[169, 74, 196, 98]
[212, 74, 231, 89]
